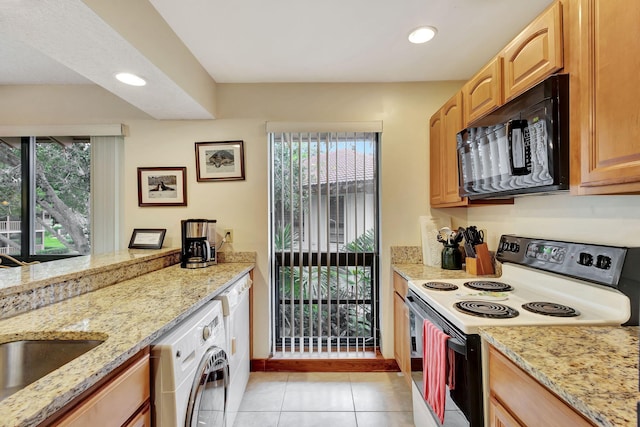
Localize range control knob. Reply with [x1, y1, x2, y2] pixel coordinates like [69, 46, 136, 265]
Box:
[578, 252, 593, 266]
[509, 242, 520, 252]
[202, 325, 212, 341]
[596, 255, 612, 270]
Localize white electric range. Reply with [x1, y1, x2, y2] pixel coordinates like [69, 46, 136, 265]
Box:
[405, 234, 639, 427]
[408, 261, 631, 335]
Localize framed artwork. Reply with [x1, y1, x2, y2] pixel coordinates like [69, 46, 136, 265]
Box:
[128, 228, 167, 249]
[137, 167, 187, 207]
[195, 140, 245, 182]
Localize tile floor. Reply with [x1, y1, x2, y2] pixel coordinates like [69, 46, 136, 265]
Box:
[232, 371, 468, 427]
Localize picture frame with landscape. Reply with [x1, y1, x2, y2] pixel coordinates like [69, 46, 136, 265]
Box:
[195, 140, 245, 182]
[137, 167, 187, 207]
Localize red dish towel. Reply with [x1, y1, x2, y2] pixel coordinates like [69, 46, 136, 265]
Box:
[422, 319, 455, 424]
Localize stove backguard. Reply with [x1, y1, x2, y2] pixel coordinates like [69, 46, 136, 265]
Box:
[496, 235, 640, 325]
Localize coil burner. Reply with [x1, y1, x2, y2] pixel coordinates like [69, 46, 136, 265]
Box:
[421, 282, 459, 291]
[522, 302, 580, 317]
[454, 301, 519, 319]
[463, 281, 513, 292]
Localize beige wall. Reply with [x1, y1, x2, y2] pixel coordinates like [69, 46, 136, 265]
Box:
[123, 82, 464, 358]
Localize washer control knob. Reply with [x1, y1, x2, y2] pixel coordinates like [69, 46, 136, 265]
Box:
[202, 325, 212, 341]
[176, 350, 181, 358]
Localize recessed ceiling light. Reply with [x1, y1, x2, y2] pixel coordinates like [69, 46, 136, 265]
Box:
[408, 26, 437, 44]
[115, 72, 146, 86]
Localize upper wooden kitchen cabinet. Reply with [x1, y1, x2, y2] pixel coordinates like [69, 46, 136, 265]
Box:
[463, 57, 503, 125]
[568, 0, 640, 195]
[502, 1, 564, 102]
[430, 91, 467, 207]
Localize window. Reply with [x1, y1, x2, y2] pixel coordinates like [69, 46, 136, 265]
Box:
[269, 129, 380, 355]
[0, 136, 91, 263]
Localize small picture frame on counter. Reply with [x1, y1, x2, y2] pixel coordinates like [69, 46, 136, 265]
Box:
[137, 167, 187, 207]
[195, 140, 245, 182]
[128, 228, 167, 249]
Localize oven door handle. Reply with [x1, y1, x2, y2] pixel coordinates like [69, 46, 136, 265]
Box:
[447, 338, 466, 355]
[406, 294, 467, 356]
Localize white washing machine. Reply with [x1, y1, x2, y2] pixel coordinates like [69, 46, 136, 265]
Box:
[215, 274, 251, 427]
[151, 300, 229, 427]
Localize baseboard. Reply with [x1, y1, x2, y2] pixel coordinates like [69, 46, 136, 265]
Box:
[251, 357, 400, 372]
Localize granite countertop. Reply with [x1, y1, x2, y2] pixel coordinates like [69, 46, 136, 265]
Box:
[480, 326, 639, 427]
[0, 260, 254, 427]
[392, 263, 498, 282]
[0, 248, 180, 296]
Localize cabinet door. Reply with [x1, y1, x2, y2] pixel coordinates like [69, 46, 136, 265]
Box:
[503, 1, 563, 101]
[55, 355, 150, 427]
[489, 346, 594, 427]
[570, 0, 640, 194]
[489, 396, 523, 427]
[441, 92, 464, 204]
[464, 57, 503, 125]
[429, 111, 444, 206]
[125, 404, 151, 427]
[393, 291, 411, 386]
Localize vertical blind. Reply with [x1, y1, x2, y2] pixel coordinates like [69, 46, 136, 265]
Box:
[269, 127, 380, 356]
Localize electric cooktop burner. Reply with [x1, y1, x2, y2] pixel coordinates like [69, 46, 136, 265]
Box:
[522, 302, 580, 317]
[464, 281, 514, 292]
[454, 301, 519, 318]
[422, 281, 459, 291]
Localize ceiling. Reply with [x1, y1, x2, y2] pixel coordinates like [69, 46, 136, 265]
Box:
[0, 0, 555, 119]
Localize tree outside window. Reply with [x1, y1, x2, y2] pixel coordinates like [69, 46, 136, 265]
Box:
[0, 137, 91, 261]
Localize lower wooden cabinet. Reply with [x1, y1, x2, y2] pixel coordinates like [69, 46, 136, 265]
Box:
[488, 346, 594, 427]
[393, 272, 411, 386]
[54, 351, 151, 427]
[125, 403, 151, 427]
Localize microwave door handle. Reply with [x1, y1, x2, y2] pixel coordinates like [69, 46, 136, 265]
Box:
[508, 119, 530, 176]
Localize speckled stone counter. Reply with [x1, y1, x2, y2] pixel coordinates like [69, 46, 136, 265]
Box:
[0, 248, 181, 319]
[480, 326, 639, 427]
[0, 260, 254, 427]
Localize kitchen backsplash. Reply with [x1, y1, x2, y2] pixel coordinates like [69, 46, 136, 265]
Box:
[390, 246, 423, 264]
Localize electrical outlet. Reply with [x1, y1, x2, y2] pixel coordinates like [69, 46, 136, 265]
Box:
[224, 229, 233, 243]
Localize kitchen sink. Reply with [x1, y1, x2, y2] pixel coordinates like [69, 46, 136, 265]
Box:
[0, 339, 104, 401]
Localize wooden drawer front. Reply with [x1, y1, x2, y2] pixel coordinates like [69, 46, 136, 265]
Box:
[464, 57, 503, 125]
[502, 1, 563, 101]
[489, 347, 593, 427]
[393, 272, 408, 298]
[56, 355, 150, 427]
[125, 403, 151, 427]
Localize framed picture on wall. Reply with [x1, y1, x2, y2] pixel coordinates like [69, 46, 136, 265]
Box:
[195, 140, 245, 182]
[137, 166, 187, 206]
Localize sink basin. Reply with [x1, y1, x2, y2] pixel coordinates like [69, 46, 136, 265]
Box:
[0, 339, 104, 401]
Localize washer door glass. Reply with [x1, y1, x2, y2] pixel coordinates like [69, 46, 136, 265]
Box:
[185, 346, 228, 427]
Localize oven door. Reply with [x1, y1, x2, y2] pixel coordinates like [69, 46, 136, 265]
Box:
[405, 290, 483, 427]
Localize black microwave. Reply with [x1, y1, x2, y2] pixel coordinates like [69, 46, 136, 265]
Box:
[456, 74, 569, 199]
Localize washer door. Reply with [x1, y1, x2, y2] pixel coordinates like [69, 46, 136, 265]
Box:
[184, 346, 229, 427]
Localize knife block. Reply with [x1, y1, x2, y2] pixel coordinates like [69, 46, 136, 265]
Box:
[466, 243, 495, 275]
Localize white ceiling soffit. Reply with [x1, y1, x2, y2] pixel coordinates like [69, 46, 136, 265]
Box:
[0, 0, 214, 120]
[149, 0, 556, 83]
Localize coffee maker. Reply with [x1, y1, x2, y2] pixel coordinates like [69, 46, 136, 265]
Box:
[180, 219, 217, 268]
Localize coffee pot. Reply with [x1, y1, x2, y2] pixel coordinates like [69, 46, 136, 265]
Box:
[180, 219, 217, 268]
